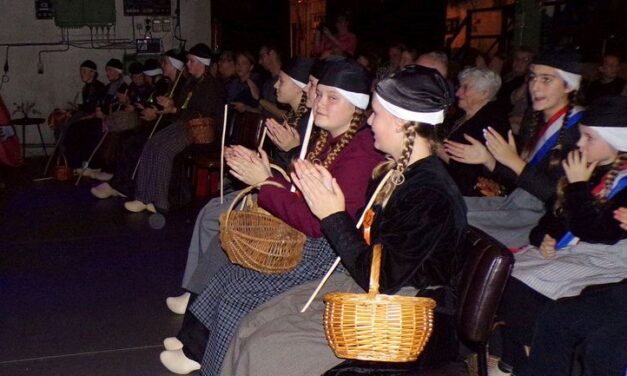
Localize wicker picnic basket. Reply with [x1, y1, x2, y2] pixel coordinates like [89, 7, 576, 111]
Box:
[323, 244, 437, 362]
[219, 179, 306, 274]
[186, 117, 216, 144]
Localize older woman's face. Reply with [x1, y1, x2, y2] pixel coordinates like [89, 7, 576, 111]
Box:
[456, 78, 488, 113]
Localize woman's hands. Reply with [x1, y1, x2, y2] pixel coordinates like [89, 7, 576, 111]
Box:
[225, 145, 272, 186]
[539, 234, 556, 259]
[266, 118, 300, 152]
[444, 134, 496, 171]
[562, 150, 598, 184]
[291, 159, 345, 220]
[484, 128, 526, 175]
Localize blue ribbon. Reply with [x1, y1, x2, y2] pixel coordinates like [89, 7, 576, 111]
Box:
[529, 111, 583, 167]
[556, 175, 627, 250]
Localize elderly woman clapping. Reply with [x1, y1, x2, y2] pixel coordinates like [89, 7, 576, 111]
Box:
[439, 67, 512, 196]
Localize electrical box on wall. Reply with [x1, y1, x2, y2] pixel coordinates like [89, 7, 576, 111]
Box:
[35, 0, 54, 19]
[124, 0, 171, 16]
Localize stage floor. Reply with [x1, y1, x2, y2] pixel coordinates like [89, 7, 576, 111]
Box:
[0, 158, 204, 375]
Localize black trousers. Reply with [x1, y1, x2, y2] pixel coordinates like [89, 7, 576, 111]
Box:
[177, 293, 210, 363]
[497, 277, 551, 372]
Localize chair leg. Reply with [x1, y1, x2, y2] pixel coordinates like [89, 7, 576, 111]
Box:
[36, 123, 47, 156]
[477, 344, 488, 376]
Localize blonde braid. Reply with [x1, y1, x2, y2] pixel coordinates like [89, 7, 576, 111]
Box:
[321, 109, 364, 169]
[373, 122, 418, 206]
[598, 153, 627, 204]
[306, 130, 329, 163]
[292, 92, 309, 128]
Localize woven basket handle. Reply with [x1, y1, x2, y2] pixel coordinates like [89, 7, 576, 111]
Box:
[367, 244, 382, 297]
[223, 179, 287, 229]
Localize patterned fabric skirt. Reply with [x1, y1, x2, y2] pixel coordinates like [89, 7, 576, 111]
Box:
[189, 236, 339, 376]
[512, 239, 627, 300]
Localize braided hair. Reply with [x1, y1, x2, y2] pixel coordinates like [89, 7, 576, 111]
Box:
[522, 91, 576, 170]
[306, 108, 365, 169]
[285, 91, 309, 129]
[372, 121, 436, 206]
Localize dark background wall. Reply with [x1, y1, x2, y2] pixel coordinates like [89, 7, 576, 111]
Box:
[212, 0, 447, 58]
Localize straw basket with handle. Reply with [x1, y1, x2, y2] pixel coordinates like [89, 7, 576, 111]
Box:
[186, 116, 216, 144]
[323, 244, 437, 362]
[219, 177, 307, 275]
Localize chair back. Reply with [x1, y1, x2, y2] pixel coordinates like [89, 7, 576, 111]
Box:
[226, 110, 265, 149]
[456, 226, 514, 347]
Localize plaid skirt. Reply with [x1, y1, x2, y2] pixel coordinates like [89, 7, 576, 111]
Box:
[189, 236, 340, 376]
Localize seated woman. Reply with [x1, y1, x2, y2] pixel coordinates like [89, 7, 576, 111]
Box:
[158, 59, 383, 375]
[165, 58, 323, 314]
[437, 66, 510, 196]
[124, 43, 225, 213]
[220, 65, 467, 376]
[495, 95, 627, 375]
[90, 49, 187, 200]
[228, 51, 263, 114]
[444, 48, 583, 247]
[62, 60, 106, 170]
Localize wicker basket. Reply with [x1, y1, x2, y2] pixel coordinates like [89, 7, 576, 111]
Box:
[219, 180, 306, 274]
[186, 117, 216, 144]
[323, 244, 437, 362]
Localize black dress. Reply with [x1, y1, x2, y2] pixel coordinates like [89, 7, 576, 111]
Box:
[322, 155, 468, 373]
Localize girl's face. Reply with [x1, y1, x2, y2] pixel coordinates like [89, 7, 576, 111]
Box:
[235, 55, 253, 80]
[314, 84, 356, 137]
[367, 96, 404, 159]
[218, 56, 235, 78]
[577, 125, 618, 165]
[304, 75, 319, 108]
[80, 67, 96, 83]
[105, 66, 121, 82]
[161, 58, 178, 80]
[274, 71, 302, 105]
[186, 56, 205, 78]
[528, 64, 572, 116]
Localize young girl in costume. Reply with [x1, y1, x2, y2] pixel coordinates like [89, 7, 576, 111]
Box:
[219, 65, 467, 376]
[159, 59, 384, 375]
[445, 48, 584, 248]
[495, 95, 627, 375]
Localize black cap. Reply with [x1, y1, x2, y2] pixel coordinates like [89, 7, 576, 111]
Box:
[143, 59, 162, 76]
[164, 49, 186, 71]
[284, 58, 314, 87]
[319, 59, 370, 95]
[188, 43, 212, 60]
[129, 62, 144, 75]
[375, 65, 452, 125]
[582, 96, 627, 128]
[533, 48, 582, 75]
[105, 58, 123, 71]
[311, 56, 345, 80]
[80, 60, 97, 71]
[318, 59, 370, 109]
